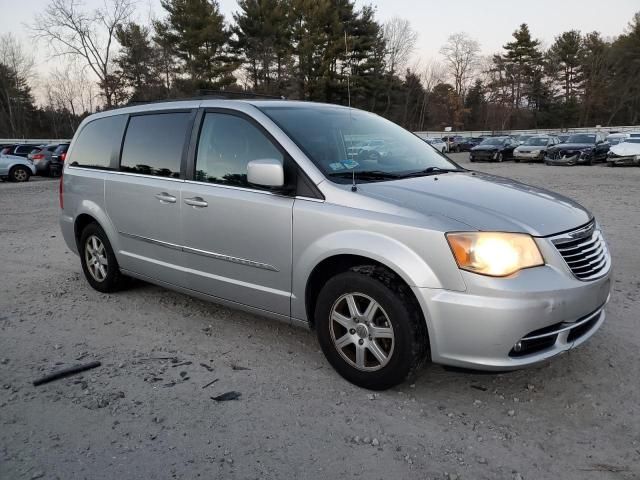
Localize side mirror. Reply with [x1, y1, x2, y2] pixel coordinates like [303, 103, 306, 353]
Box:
[247, 158, 284, 188]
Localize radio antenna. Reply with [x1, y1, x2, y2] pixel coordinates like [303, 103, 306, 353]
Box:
[345, 31, 357, 192]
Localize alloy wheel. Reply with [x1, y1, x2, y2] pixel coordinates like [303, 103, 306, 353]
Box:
[84, 235, 108, 282]
[13, 168, 28, 182]
[329, 292, 395, 372]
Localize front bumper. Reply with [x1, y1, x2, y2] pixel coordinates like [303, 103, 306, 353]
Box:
[412, 249, 612, 370]
[607, 155, 640, 166]
[514, 151, 544, 161]
[469, 151, 498, 161]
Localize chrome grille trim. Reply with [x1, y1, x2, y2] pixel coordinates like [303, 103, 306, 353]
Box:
[551, 221, 610, 281]
[520, 305, 604, 341]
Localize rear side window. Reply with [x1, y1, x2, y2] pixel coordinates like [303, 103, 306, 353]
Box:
[120, 112, 191, 178]
[70, 115, 127, 169]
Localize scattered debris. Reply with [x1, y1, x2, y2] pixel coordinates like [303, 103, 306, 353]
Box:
[200, 363, 214, 372]
[211, 391, 241, 402]
[172, 361, 192, 368]
[231, 364, 250, 371]
[140, 356, 178, 362]
[471, 384, 488, 392]
[202, 378, 220, 389]
[580, 464, 630, 473]
[33, 361, 101, 386]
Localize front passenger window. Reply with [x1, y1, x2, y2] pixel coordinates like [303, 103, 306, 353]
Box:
[195, 113, 284, 188]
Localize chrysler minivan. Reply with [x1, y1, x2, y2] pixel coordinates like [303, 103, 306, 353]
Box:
[60, 100, 612, 390]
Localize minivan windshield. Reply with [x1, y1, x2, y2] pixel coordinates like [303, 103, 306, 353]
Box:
[259, 105, 461, 183]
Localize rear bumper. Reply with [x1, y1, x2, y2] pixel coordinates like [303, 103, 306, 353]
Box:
[412, 264, 611, 370]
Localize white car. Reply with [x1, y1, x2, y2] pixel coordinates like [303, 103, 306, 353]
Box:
[0, 153, 36, 182]
[423, 137, 448, 153]
[606, 133, 630, 146]
[607, 139, 640, 166]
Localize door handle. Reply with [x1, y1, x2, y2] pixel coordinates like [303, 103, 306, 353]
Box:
[154, 192, 177, 204]
[184, 196, 208, 208]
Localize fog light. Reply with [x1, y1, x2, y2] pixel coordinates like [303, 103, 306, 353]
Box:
[513, 341, 523, 353]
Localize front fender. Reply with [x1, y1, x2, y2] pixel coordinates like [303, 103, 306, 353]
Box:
[291, 230, 444, 322]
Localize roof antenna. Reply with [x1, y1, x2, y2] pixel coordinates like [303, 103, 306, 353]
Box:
[345, 31, 357, 192]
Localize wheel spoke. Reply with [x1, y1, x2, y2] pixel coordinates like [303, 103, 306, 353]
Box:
[367, 341, 388, 365]
[91, 237, 98, 251]
[369, 325, 393, 339]
[355, 344, 366, 368]
[97, 264, 107, 279]
[345, 294, 360, 318]
[331, 311, 353, 329]
[334, 334, 353, 350]
[97, 255, 108, 266]
[363, 299, 379, 322]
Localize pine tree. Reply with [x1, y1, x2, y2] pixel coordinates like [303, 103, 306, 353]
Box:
[501, 24, 543, 109]
[155, 0, 237, 90]
[547, 30, 585, 127]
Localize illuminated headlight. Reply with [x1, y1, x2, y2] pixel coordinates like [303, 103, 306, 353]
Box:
[446, 232, 544, 277]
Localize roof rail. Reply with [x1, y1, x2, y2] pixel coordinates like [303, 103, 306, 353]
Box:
[119, 90, 286, 109]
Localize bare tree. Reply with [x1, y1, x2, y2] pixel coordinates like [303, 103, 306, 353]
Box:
[383, 17, 418, 76]
[415, 58, 445, 130]
[0, 34, 35, 137]
[32, 0, 134, 108]
[46, 60, 96, 131]
[439, 32, 480, 97]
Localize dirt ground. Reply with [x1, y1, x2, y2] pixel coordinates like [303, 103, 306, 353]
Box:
[1, 155, 639, 480]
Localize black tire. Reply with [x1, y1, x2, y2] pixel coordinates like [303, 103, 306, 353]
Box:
[9, 165, 30, 182]
[79, 222, 126, 293]
[314, 267, 428, 390]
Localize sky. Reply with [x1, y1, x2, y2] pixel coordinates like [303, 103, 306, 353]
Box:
[2, 0, 639, 95]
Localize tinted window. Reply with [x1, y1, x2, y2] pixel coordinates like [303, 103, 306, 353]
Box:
[16, 145, 34, 154]
[195, 113, 283, 188]
[70, 115, 127, 169]
[120, 112, 191, 178]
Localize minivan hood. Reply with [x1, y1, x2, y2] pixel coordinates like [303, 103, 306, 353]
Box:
[357, 172, 591, 236]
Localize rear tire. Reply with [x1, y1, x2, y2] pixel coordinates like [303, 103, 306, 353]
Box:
[314, 267, 428, 390]
[9, 166, 30, 182]
[79, 223, 126, 293]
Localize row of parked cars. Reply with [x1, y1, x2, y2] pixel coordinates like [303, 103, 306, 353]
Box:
[0, 142, 70, 182]
[423, 132, 640, 166]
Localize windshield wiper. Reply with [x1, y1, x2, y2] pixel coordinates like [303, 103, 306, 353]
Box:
[328, 170, 402, 181]
[400, 167, 462, 178]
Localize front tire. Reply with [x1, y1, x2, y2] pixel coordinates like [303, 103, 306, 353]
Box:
[79, 223, 126, 293]
[497, 152, 504, 162]
[315, 268, 428, 390]
[9, 166, 30, 182]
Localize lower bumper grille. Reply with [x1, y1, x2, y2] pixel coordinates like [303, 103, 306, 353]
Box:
[509, 305, 604, 357]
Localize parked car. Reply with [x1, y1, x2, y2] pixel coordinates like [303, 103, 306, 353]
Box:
[512, 134, 534, 146]
[469, 136, 518, 162]
[1, 144, 41, 158]
[442, 135, 464, 152]
[50, 143, 70, 176]
[29, 143, 63, 176]
[606, 138, 640, 166]
[0, 152, 36, 182]
[606, 133, 630, 146]
[422, 137, 448, 153]
[61, 100, 611, 390]
[513, 135, 561, 162]
[457, 137, 484, 152]
[557, 134, 571, 143]
[545, 133, 610, 166]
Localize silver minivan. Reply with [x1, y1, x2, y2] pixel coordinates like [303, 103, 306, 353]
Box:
[60, 100, 612, 389]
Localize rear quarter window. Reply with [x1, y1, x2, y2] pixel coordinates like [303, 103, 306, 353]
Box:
[69, 115, 127, 169]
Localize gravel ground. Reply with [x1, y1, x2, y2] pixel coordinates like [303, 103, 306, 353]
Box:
[1, 157, 639, 480]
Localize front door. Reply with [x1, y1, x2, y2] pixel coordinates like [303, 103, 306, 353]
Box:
[105, 111, 194, 286]
[180, 111, 294, 316]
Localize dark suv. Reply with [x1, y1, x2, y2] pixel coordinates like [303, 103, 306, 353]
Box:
[469, 137, 518, 162]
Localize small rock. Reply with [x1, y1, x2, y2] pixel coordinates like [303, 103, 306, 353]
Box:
[353, 435, 360, 443]
[31, 471, 45, 480]
[477, 456, 488, 464]
[367, 394, 375, 400]
[0, 358, 9, 365]
[363, 436, 370, 444]
[371, 438, 380, 446]
[54, 344, 62, 350]
[514, 473, 523, 480]
[507, 409, 515, 417]
[473, 399, 482, 406]
[225, 457, 233, 464]
[448, 474, 459, 480]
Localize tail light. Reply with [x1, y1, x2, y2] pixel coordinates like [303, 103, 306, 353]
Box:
[59, 174, 64, 209]
[60, 152, 67, 162]
[32, 153, 45, 160]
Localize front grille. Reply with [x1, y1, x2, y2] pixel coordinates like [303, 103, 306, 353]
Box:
[552, 222, 610, 280]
